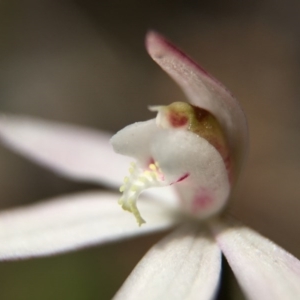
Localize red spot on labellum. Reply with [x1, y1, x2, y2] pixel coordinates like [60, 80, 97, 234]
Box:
[148, 157, 155, 166]
[177, 173, 189, 182]
[168, 112, 188, 127]
[171, 173, 189, 185]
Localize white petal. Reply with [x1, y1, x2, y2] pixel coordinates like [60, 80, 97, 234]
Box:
[146, 31, 248, 179]
[145, 186, 179, 208]
[111, 118, 181, 210]
[114, 225, 221, 300]
[152, 130, 230, 219]
[0, 192, 176, 260]
[111, 117, 230, 219]
[111, 119, 158, 166]
[210, 219, 300, 300]
[0, 114, 131, 187]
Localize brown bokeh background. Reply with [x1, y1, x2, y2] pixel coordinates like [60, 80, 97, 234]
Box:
[0, 0, 299, 299]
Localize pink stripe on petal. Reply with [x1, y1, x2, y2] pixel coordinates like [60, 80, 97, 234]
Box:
[0, 192, 176, 260]
[146, 31, 249, 181]
[210, 219, 300, 300]
[0, 114, 131, 187]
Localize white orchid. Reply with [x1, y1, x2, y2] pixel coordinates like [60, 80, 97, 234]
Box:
[0, 32, 299, 300]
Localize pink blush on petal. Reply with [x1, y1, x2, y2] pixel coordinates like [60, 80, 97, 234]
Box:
[192, 190, 213, 213]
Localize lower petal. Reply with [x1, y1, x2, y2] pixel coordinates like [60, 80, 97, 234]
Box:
[114, 225, 221, 300]
[0, 192, 176, 260]
[210, 218, 300, 300]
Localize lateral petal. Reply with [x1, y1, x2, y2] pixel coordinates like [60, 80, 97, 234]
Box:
[0, 114, 131, 187]
[114, 225, 221, 300]
[211, 219, 300, 300]
[0, 192, 176, 260]
[146, 31, 248, 180]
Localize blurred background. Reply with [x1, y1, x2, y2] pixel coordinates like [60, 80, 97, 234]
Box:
[0, 0, 299, 299]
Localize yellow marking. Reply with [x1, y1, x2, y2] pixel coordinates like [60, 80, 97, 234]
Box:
[121, 204, 131, 212]
[128, 199, 146, 226]
[149, 164, 156, 171]
[118, 160, 165, 226]
[150, 172, 157, 179]
[139, 177, 147, 183]
[131, 185, 138, 192]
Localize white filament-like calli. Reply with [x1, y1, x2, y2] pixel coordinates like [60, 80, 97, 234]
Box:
[0, 192, 176, 260]
[210, 219, 300, 300]
[146, 32, 248, 181]
[114, 225, 221, 300]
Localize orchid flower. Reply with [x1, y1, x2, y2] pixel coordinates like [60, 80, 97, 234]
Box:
[0, 32, 299, 300]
